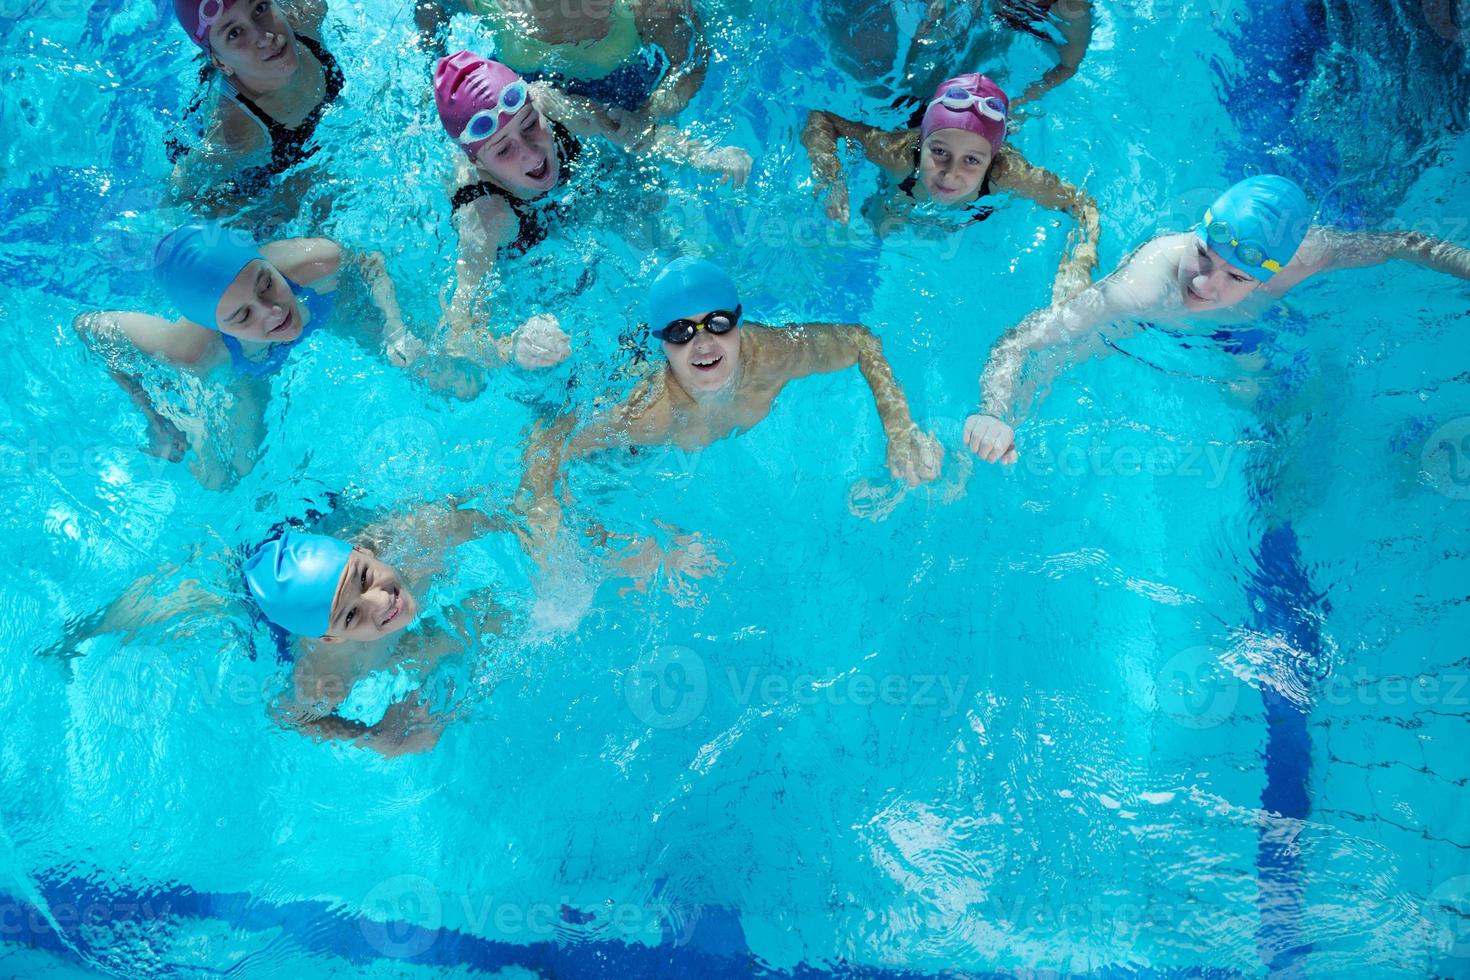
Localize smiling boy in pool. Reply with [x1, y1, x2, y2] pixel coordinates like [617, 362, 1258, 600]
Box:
[47, 500, 509, 756]
[516, 257, 942, 553]
[963, 174, 1470, 463]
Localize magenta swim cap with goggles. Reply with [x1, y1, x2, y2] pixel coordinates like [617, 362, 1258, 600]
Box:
[173, 0, 244, 50]
[921, 74, 1009, 151]
[434, 51, 530, 157]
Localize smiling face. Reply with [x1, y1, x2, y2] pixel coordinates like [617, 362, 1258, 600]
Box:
[1177, 239, 1261, 311]
[207, 0, 300, 90]
[213, 259, 304, 342]
[320, 547, 418, 643]
[918, 128, 995, 204]
[662, 311, 742, 395]
[472, 100, 560, 196]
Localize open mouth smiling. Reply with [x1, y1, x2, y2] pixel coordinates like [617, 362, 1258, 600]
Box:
[690, 354, 723, 372]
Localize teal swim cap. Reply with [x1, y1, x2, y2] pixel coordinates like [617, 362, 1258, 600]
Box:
[1197, 175, 1312, 281]
[243, 532, 353, 637]
[154, 222, 263, 330]
[647, 257, 740, 329]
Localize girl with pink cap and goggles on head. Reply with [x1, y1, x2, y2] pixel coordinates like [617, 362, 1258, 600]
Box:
[429, 50, 753, 368]
[168, 0, 345, 202]
[802, 71, 1101, 304]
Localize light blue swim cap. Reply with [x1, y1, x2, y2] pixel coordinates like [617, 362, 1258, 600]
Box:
[154, 222, 263, 330]
[1197, 175, 1312, 281]
[243, 532, 353, 637]
[647, 257, 740, 328]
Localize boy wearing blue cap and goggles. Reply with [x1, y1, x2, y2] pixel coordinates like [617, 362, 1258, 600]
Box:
[515, 257, 943, 558]
[73, 221, 488, 487]
[963, 174, 1470, 466]
[45, 500, 507, 757]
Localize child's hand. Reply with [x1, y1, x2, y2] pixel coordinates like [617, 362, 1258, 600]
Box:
[963, 413, 1019, 465]
[385, 324, 429, 369]
[819, 179, 850, 224]
[512, 314, 572, 369]
[887, 425, 943, 486]
[376, 693, 444, 757]
[696, 145, 753, 187]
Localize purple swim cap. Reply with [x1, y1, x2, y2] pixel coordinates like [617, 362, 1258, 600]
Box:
[173, 0, 245, 50]
[434, 51, 525, 157]
[921, 74, 1009, 151]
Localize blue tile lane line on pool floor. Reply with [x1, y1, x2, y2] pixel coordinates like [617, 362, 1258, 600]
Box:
[0, 876, 1249, 978]
[1223, 3, 1332, 973]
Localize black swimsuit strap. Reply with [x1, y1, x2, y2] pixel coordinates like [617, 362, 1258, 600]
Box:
[231, 33, 344, 174]
[449, 122, 583, 254]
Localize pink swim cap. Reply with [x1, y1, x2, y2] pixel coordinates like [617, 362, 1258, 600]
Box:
[920, 74, 1009, 151]
[173, 0, 245, 50]
[434, 51, 524, 156]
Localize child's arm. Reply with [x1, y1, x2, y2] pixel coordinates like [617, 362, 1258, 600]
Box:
[39, 563, 227, 659]
[540, 86, 751, 187]
[1005, 0, 1094, 108]
[762, 324, 942, 485]
[333, 247, 486, 400]
[1281, 227, 1470, 286]
[633, 0, 710, 118]
[992, 147, 1101, 302]
[800, 112, 913, 224]
[443, 193, 571, 370]
[965, 242, 1169, 463]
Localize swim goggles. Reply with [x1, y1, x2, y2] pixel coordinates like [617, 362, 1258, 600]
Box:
[1201, 208, 1285, 274]
[458, 80, 530, 145]
[930, 87, 1007, 122]
[194, 0, 227, 42]
[655, 306, 742, 345]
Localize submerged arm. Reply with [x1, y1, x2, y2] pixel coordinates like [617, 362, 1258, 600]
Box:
[635, 0, 710, 118]
[1294, 227, 1470, 282]
[1010, 0, 1094, 108]
[799, 112, 913, 223]
[542, 86, 751, 186]
[342, 248, 485, 399]
[770, 324, 941, 485]
[993, 148, 1101, 302]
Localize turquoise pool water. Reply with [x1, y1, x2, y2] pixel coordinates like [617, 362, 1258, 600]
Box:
[2, 0, 1470, 977]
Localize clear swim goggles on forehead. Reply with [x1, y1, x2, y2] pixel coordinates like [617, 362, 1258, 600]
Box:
[458, 80, 531, 145]
[1201, 208, 1285, 273]
[930, 87, 1007, 122]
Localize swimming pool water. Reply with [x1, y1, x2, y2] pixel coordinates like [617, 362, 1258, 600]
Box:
[2, 0, 1470, 977]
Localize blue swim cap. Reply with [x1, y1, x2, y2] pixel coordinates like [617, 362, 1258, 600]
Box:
[154, 222, 263, 330]
[1197, 175, 1312, 281]
[243, 532, 353, 637]
[647, 257, 740, 329]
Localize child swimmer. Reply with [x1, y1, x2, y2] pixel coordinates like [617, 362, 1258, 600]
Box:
[964, 175, 1470, 463]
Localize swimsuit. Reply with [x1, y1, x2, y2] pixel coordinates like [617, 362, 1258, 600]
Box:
[225, 34, 346, 177]
[449, 122, 582, 255]
[473, 0, 667, 111]
[221, 278, 334, 378]
[168, 34, 345, 192]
